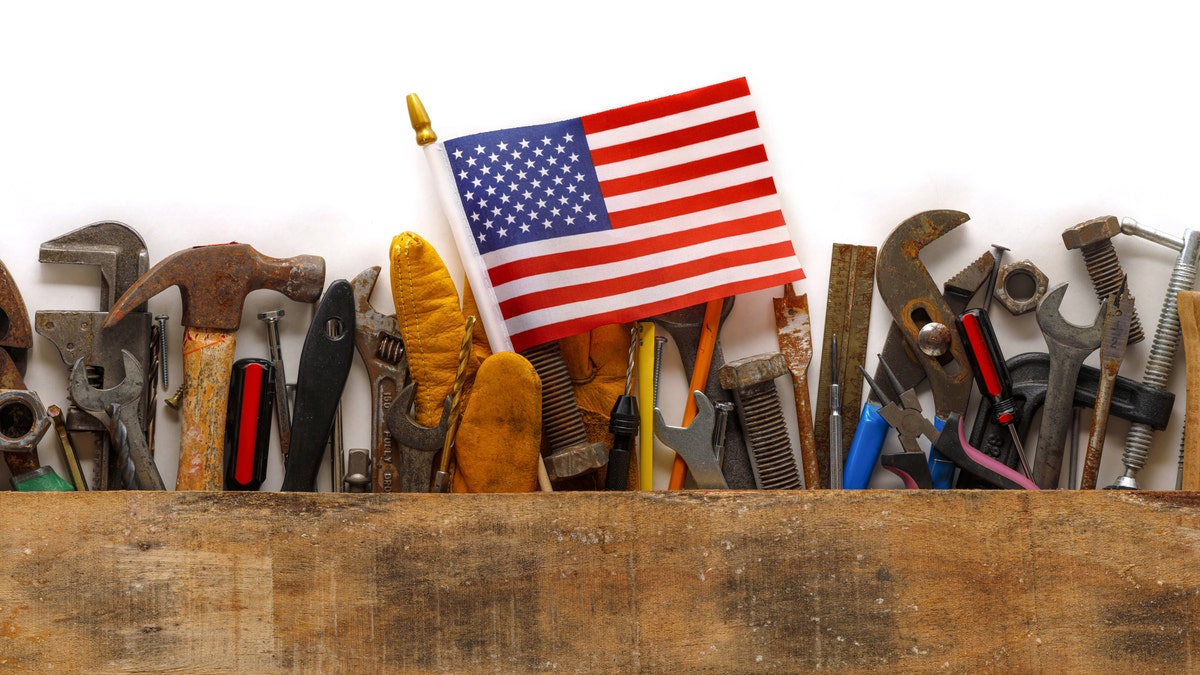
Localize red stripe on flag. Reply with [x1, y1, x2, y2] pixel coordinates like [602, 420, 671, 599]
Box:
[608, 178, 778, 229]
[589, 112, 759, 166]
[498, 241, 799, 317]
[581, 78, 751, 134]
[600, 145, 769, 197]
[509, 268, 805, 352]
[488, 211, 786, 286]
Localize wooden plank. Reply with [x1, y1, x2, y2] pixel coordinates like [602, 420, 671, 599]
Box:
[1, 491, 1199, 672]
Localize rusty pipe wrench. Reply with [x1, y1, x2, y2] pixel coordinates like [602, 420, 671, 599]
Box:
[651, 298, 755, 489]
[845, 249, 995, 489]
[653, 391, 728, 489]
[351, 266, 410, 493]
[68, 351, 165, 490]
[385, 382, 451, 492]
[1033, 283, 1104, 489]
[875, 210, 978, 488]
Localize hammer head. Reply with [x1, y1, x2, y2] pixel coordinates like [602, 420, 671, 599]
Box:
[104, 243, 326, 333]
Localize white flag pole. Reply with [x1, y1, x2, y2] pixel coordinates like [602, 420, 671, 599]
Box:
[407, 93, 552, 492]
[407, 93, 515, 355]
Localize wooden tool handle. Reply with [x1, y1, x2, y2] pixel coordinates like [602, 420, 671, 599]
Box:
[1178, 291, 1200, 490]
[178, 327, 237, 491]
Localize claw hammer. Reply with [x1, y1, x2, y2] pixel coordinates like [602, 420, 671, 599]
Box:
[105, 243, 325, 490]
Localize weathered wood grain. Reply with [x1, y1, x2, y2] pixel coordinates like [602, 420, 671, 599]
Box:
[1, 491, 1199, 673]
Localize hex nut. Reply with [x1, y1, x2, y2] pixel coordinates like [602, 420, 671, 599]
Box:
[718, 353, 787, 390]
[994, 259, 1050, 315]
[1062, 215, 1121, 251]
[0, 389, 50, 453]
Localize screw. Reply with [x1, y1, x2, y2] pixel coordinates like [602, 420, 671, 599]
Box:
[982, 244, 1009, 313]
[653, 336, 667, 408]
[521, 341, 608, 481]
[1062, 216, 1145, 345]
[718, 352, 801, 489]
[154, 315, 170, 390]
[1108, 220, 1200, 489]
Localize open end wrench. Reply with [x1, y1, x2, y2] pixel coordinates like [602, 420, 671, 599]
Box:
[876, 210, 977, 488]
[1033, 283, 1104, 489]
[68, 351, 165, 490]
[652, 298, 754, 489]
[385, 382, 451, 493]
[653, 391, 728, 489]
[351, 266, 410, 493]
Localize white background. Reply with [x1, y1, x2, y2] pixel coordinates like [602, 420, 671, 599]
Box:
[2, 1, 1195, 490]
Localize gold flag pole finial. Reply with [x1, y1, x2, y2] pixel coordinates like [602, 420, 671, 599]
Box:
[407, 93, 437, 147]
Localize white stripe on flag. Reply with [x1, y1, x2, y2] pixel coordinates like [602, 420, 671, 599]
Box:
[584, 96, 757, 150]
[480, 196, 782, 267]
[504, 257, 802, 332]
[591, 130, 764, 182]
[601, 163, 777, 214]
[491, 228, 794, 303]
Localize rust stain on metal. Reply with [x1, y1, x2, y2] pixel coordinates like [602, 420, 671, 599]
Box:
[774, 285, 819, 488]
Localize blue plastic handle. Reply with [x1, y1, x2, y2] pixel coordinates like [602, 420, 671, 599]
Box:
[843, 401, 888, 489]
[928, 415, 957, 489]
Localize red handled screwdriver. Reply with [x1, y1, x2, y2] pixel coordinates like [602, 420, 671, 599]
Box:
[955, 308, 1032, 480]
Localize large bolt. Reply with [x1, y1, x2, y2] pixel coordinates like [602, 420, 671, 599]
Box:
[1108, 220, 1200, 489]
[1062, 215, 1145, 345]
[718, 352, 801, 489]
[257, 309, 292, 458]
[521, 341, 608, 482]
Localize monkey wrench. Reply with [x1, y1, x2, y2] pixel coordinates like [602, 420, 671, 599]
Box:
[876, 210, 976, 488]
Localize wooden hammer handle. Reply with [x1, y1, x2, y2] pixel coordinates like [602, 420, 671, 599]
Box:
[177, 327, 237, 490]
[1179, 291, 1200, 490]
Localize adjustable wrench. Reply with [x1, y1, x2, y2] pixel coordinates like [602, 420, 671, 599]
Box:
[1033, 283, 1104, 489]
[385, 382, 451, 492]
[351, 266, 410, 493]
[653, 391, 728, 489]
[875, 210, 977, 488]
[68, 351, 165, 490]
[652, 299, 754, 489]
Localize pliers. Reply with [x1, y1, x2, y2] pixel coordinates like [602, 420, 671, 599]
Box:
[858, 362, 936, 489]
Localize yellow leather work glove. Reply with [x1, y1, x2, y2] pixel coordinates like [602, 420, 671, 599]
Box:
[390, 232, 542, 492]
[558, 323, 639, 490]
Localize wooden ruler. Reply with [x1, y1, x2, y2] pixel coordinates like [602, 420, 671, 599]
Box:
[813, 244, 877, 488]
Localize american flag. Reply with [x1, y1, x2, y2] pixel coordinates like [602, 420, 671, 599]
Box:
[434, 77, 804, 353]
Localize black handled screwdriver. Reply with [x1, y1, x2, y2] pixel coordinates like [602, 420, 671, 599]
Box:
[955, 308, 1032, 480]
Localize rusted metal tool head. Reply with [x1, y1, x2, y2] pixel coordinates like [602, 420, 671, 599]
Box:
[351, 266, 407, 370]
[38, 221, 149, 312]
[875, 210, 974, 419]
[0, 258, 33, 377]
[68, 350, 144, 415]
[104, 243, 326, 332]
